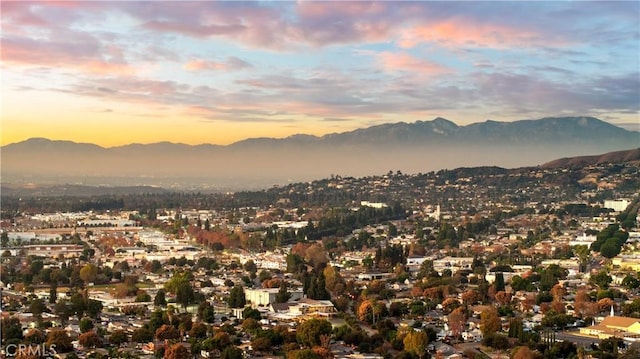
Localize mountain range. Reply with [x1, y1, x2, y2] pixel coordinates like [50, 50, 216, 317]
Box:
[2, 116, 638, 189]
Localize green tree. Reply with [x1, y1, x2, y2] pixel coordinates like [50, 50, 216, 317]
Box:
[131, 327, 154, 343]
[197, 301, 216, 323]
[49, 282, 58, 304]
[494, 272, 505, 292]
[243, 260, 257, 274]
[228, 286, 246, 308]
[276, 281, 291, 303]
[590, 270, 612, 289]
[165, 272, 194, 311]
[287, 349, 321, 359]
[243, 307, 262, 320]
[189, 322, 208, 339]
[79, 317, 94, 333]
[29, 297, 46, 324]
[1, 316, 24, 344]
[54, 300, 72, 325]
[600, 238, 622, 258]
[136, 291, 152, 302]
[1, 231, 8, 247]
[86, 299, 103, 319]
[573, 245, 591, 272]
[109, 330, 128, 346]
[296, 318, 332, 348]
[220, 346, 244, 359]
[154, 289, 167, 307]
[622, 275, 640, 290]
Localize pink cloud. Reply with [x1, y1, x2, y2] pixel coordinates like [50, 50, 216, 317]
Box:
[398, 20, 549, 49]
[377, 52, 448, 75]
[1, 35, 135, 76]
[183, 57, 251, 72]
[143, 20, 246, 38]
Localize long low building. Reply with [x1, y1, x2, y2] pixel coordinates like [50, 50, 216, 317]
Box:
[4, 244, 84, 258]
[580, 315, 640, 340]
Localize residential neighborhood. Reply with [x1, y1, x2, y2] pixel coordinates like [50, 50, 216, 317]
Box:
[1, 161, 639, 359]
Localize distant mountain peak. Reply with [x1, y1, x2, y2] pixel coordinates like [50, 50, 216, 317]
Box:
[2, 116, 637, 190]
[432, 117, 457, 126]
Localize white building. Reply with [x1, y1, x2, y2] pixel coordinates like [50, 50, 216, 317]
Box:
[604, 199, 630, 212]
[245, 287, 304, 307]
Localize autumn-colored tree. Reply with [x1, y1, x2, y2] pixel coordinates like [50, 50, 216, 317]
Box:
[212, 331, 232, 351]
[512, 345, 540, 359]
[448, 307, 467, 337]
[368, 279, 387, 294]
[520, 294, 536, 313]
[46, 329, 73, 353]
[480, 307, 501, 335]
[23, 329, 46, 344]
[441, 298, 460, 313]
[488, 284, 497, 301]
[79, 330, 102, 348]
[461, 289, 480, 306]
[551, 284, 565, 302]
[164, 343, 190, 359]
[112, 283, 138, 298]
[357, 299, 386, 324]
[408, 242, 427, 256]
[155, 324, 180, 341]
[495, 291, 512, 307]
[403, 329, 429, 358]
[574, 290, 597, 318]
[312, 346, 332, 359]
[251, 337, 272, 353]
[597, 298, 615, 313]
[262, 278, 282, 288]
[304, 243, 328, 268]
[287, 349, 320, 359]
[323, 265, 345, 295]
[79, 264, 98, 284]
[423, 287, 443, 301]
[551, 299, 566, 313]
[14, 352, 40, 359]
[291, 242, 310, 257]
[411, 285, 424, 298]
[539, 302, 551, 315]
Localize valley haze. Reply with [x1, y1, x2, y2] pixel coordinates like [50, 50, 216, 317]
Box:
[2, 117, 638, 190]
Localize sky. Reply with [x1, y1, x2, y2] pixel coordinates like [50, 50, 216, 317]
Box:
[2, 0, 639, 147]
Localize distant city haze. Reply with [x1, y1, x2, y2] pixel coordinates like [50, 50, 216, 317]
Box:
[2, 117, 638, 190]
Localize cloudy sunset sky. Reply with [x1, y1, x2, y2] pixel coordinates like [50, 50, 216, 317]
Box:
[2, 0, 639, 147]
